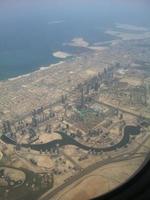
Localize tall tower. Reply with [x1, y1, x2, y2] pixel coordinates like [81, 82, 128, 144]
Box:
[80, 87, 84, 108]
[2, 120, 12, 134]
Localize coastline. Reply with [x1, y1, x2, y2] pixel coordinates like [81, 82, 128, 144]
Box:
[0, 23, 147, 83]
[3, 50, 74, 83]
[6, 61, 65, 82]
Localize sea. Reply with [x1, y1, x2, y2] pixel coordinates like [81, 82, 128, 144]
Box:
[0, 0, 150, 80]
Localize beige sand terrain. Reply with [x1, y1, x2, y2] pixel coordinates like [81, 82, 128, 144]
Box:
[54, 156, 145, 200]
[37, 133, 62, 144]
[67, 37, 89, 48]
[53, 51, 71, 59]
[0, 167, 26, 182]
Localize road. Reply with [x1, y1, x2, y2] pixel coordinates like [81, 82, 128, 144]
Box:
[95, 99, 150, 121]
[61, 151, 82, 171]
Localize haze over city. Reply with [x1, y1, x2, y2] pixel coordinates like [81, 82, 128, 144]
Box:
[0, 1, 150, 200]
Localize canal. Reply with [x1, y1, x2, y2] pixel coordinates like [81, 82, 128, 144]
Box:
[1, 126, 141, 153]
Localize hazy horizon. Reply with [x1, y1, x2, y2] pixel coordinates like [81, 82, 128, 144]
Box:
[0, 0, 150, 80]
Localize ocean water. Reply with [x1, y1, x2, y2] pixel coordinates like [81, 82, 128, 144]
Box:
[0, 0, 150, 80]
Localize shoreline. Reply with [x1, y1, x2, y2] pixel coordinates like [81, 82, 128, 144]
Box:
[5, 61, 65, 82]
[0, 23, 149, 83]
[1, 51, 89, 83]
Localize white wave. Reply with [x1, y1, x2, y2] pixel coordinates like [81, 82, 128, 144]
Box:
[8, 61, 64, 82]
[39, 66, 50, 71]
[48, 20, 64, 25]
[8, 73, 30, 81]
[39, 61, 64, 71]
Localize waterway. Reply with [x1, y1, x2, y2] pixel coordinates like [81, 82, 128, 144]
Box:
[1, 125, 141, 153]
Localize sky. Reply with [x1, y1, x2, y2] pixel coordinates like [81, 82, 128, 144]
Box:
[0, 0, 149, 26]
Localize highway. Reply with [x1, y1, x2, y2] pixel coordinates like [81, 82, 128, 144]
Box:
[61, 151, 82, 171]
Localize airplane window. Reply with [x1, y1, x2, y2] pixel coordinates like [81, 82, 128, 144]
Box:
[0, 1, 150, 200]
